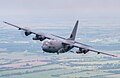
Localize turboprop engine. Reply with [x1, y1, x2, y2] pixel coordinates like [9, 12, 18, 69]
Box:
[76, 48, 89, 54]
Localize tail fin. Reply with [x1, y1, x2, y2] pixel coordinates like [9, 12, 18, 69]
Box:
[68, 20, 79, 40]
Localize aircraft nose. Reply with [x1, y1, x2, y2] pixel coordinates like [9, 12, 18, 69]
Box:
[42, 45, 48, 52]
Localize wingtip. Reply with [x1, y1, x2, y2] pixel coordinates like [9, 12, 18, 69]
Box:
[113, 55, 118, 57]
[111, 54, 118, 57]
[77, 20, 79, 22]
[3, 21, 7, 23]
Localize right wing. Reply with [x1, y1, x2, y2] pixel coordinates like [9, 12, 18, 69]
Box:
[3, 21, 53, 41]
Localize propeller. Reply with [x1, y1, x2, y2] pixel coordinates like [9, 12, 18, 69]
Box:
[70, 50, 74, 53]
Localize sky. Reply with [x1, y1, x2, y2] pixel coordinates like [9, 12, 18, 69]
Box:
[0, 0, 120, 27]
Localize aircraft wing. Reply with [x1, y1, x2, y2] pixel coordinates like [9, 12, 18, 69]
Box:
[62, 40, 117, 57]
[3, 21, 52, 40]
[73, 42, 117, 57]
[47, 33, 117, 57]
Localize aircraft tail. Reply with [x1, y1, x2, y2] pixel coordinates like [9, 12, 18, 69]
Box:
[67, 20, 79, 40]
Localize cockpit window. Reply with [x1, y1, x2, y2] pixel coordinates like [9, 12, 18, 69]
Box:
[44, 41, 53, 46]
[47, 41, 53, 45]
[44, 41, 48, 46]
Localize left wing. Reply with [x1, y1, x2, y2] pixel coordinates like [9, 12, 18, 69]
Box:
[3, 21, 53, 41]
[73, 42, 117, 57]
[49, 34, 117, 57]
[62, 39, 117, 57]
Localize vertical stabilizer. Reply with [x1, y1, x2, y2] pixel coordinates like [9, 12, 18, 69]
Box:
[68, 20, 79, 40]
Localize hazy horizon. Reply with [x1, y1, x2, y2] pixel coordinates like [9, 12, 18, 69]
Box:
[0, 0, 120, 28]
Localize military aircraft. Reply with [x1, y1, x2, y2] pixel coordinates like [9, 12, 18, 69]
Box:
[3, 21, 117, 57]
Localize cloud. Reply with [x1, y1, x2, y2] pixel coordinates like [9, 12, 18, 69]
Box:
[90, 38, 120, 44]
[0, 0, 120, 18]
[1, 0, 120, 29]
[0, 48, 7, 51]
[0, 40, 9, 43]
[13, 41, 30, 44]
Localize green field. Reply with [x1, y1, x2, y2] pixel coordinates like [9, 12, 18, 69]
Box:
[0, 51, 120, 78]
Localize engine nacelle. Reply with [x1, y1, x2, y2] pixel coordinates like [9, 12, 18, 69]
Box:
[76, 48, 89, 54]
[64, 45, 73, 51]
[76, 50, 83, 54]
[58, 48, 66, 53]
[25, 31, 32, 36]
[58, 45, 73, 54]
[33, 35, 46, 41]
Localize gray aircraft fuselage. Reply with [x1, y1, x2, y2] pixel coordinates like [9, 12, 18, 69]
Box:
[42, 39, 73, 54]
